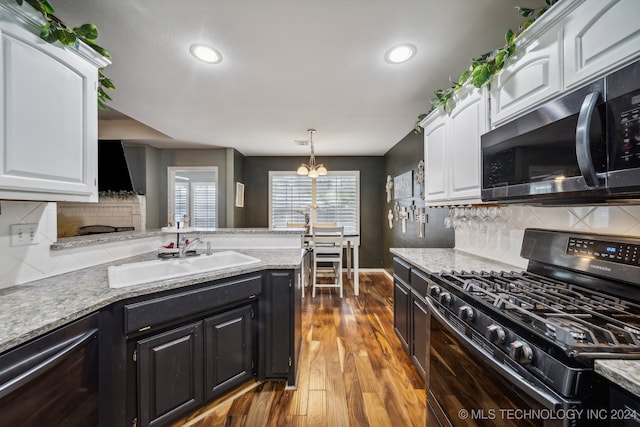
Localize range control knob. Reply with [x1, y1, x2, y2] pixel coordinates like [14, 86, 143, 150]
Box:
[429, 285, 441, 298]
[485, 324, 506, 345]
[458, 305, 474, 322]
[439, 292, 452, 306]
[509, 341, 533, 364]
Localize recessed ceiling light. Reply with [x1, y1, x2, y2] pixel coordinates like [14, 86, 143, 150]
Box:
[385, 44, 416, 64]
[190, 44, 222, 64]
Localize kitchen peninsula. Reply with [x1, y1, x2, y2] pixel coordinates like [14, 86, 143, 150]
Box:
[0, 228, 306, 427]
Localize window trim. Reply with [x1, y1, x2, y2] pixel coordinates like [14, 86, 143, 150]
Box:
[268, 170, 360, 235]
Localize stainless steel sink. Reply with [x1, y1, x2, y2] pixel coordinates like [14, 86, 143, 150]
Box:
[107, 251, 261, 288]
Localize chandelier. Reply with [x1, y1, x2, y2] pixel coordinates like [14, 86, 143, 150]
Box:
[296, 129, 327, 178]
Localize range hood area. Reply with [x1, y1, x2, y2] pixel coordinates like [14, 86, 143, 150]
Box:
[57, 140, 144, 237]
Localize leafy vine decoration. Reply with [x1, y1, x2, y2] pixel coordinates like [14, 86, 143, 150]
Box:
[14, 0, 115, 109]
[415, 0, 558, 132]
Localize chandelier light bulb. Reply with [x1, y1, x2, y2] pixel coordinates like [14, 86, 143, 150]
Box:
[296, 128, 327, 178]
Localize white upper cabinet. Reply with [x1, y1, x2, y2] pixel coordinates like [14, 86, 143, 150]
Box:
[563, 0, 640, 90]
[421, 87, 487, 206]
[489, 1, 580, 128]
[422, 108, 448, 202]
[448, 87, 487, 202]
[489, 22, 562, 127]
[0, 1, 109, 202]
[490, 0, 640, 127]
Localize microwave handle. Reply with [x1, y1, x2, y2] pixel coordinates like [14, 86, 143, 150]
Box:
[575, 91, 604, 187]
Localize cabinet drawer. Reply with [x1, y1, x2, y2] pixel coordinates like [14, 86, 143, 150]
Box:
[410, 269, 429, 297]
[393, 257, 411, 284]
[124, 274, 261, 333]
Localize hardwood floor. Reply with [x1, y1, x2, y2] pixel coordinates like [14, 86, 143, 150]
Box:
[173, 272, 426, 427]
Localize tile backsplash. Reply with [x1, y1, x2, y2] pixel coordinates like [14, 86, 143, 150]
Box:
[0, 201, 162, 289]
[455, 205, 640, 268]
[57, 195, 146, 237]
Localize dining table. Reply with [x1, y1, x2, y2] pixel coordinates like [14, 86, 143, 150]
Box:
[303, 233, 360, 296]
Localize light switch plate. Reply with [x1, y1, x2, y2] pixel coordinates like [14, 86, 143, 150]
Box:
[10, 223, 38, 246]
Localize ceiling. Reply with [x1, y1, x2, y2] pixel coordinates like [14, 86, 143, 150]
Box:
[52, 0, 540, 156]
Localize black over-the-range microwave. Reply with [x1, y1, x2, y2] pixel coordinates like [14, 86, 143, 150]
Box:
[481, 59, 640, 204]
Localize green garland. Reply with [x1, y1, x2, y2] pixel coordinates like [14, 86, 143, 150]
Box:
[15, 0, 115, 109]
[415, 0, 558, 132]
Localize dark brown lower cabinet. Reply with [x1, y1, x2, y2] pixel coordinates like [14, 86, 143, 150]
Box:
[393, 257, 428, 381]
[411, 294, 428, 379]
[393, 277, 410, 351]
[204, 305, 254, 400]
[101, 270, 300, 426]
[135, 304, 256, 427]
[260, 269, 301, 387]
[137, 322, 204, 427]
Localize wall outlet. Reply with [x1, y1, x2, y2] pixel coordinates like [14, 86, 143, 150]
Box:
[10, 223, 38, 247]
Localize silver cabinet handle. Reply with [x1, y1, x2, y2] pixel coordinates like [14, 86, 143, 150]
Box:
[575, 91, 604, 187]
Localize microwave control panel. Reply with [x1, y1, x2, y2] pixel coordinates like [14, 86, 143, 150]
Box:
[610, 91, 640, 169]
[567, 237, 639, 266]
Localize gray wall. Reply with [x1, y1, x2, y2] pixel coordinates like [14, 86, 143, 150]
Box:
[244, 156, 386, 268]
[124, 144, 162, 229]
[226, 148, 246, 228]
[383, 131, 454, 272]
[124, 145, 229, 229]
[158, 149, 228, 228]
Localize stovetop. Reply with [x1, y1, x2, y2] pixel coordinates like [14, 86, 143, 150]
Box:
[437, 269, 640, 354]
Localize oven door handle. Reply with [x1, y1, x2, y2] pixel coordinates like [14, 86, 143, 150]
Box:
[575, 90, 605, 188]
[426, 298, 565, 410]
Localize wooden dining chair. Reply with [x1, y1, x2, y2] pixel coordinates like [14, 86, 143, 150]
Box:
[311, 225, 344, 298]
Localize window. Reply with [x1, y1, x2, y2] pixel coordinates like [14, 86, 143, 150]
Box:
[269, 171, 359, 234]
[168, 167, 218, 228]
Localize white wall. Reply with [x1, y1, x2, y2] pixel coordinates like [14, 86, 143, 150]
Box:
[455, 205, 640, 268]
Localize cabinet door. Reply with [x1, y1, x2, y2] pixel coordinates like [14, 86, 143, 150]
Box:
[393, 279, 410, 352]
[411, 294, 428, 381]
[137, 322, 203, 427]
[263, 271, 293, 378]
[564, 0, 640, 90]
[204, 305, 254, 401]
[448, 88, 487, 202]
[490, 23, 562, 127]
[0, 9, 105, 202]
[422, 109, 448, 203]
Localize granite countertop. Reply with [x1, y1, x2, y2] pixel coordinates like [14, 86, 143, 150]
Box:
[390, 247, 521, 273]
[51, 227, 305, 251]
[595, 360, 640, 397]
[0, 248, 304, 354]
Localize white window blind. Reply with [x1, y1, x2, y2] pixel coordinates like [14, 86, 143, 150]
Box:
[191, 182, 216, 227]
[174, 182, 189, 224]
[269, 171, 359, 234]
[270, 175, 313, 228]
[315, 175, 358, 234]
[172, 170, 217, 227]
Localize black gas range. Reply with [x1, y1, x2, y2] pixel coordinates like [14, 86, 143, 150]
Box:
[426, 229, 640, 426]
